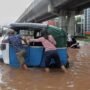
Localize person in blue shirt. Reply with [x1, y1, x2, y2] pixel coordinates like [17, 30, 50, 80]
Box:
[7, 29, 28, 70]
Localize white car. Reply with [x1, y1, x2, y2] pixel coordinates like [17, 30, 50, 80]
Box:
[0, 50, 3, 60]
[0, 37, 3, 59]
[0, 35, 9, 64]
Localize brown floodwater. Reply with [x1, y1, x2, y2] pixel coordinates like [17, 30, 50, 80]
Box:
[0, 42, 90, 90]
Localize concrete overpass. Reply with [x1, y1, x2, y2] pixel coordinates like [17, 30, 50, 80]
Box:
[17, 0, 90, 23]
[16, 0, 90, 35]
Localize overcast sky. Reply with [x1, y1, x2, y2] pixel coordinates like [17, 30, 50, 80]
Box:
[0, 0, 33, 26]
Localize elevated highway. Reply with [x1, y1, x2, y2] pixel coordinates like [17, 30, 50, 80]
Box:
[17, 0, 90, 23]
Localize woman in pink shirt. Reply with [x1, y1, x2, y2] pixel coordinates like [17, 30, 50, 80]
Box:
[30, 30, 67, 73]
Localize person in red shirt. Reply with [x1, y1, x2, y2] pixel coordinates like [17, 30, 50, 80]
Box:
[30, 30, 67, 73]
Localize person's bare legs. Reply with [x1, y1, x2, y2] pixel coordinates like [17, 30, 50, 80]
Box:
[61, 65, 67, 73]
[22, 64, 29, 70]
[16, 50, 29, 70]
[45, 67, 50, 72]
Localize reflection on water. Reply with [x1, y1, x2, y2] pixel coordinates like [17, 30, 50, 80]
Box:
[0, 73, 3, 84]
[0, 42, 90, 90]
[0, 65, 7, 84]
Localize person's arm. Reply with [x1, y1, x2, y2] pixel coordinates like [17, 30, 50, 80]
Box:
[30, 38, 42, 42]
[30, 37, 43, 42]
[22, 38, 28, 45]
[48, 35, 56, 45]
[20, 35, 28, 45]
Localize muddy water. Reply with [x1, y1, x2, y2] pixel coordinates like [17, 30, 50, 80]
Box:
[0, 42, 90, 90]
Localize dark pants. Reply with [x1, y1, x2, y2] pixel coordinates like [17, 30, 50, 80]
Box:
[45, 50, 61, 68]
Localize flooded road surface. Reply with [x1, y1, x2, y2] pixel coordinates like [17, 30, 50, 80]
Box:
[0, 42, 90, 90]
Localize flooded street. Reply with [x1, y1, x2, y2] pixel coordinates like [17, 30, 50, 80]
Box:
[0, 42, 90, 90]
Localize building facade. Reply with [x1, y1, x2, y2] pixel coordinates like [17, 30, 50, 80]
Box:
[84, 8, 90, 32]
